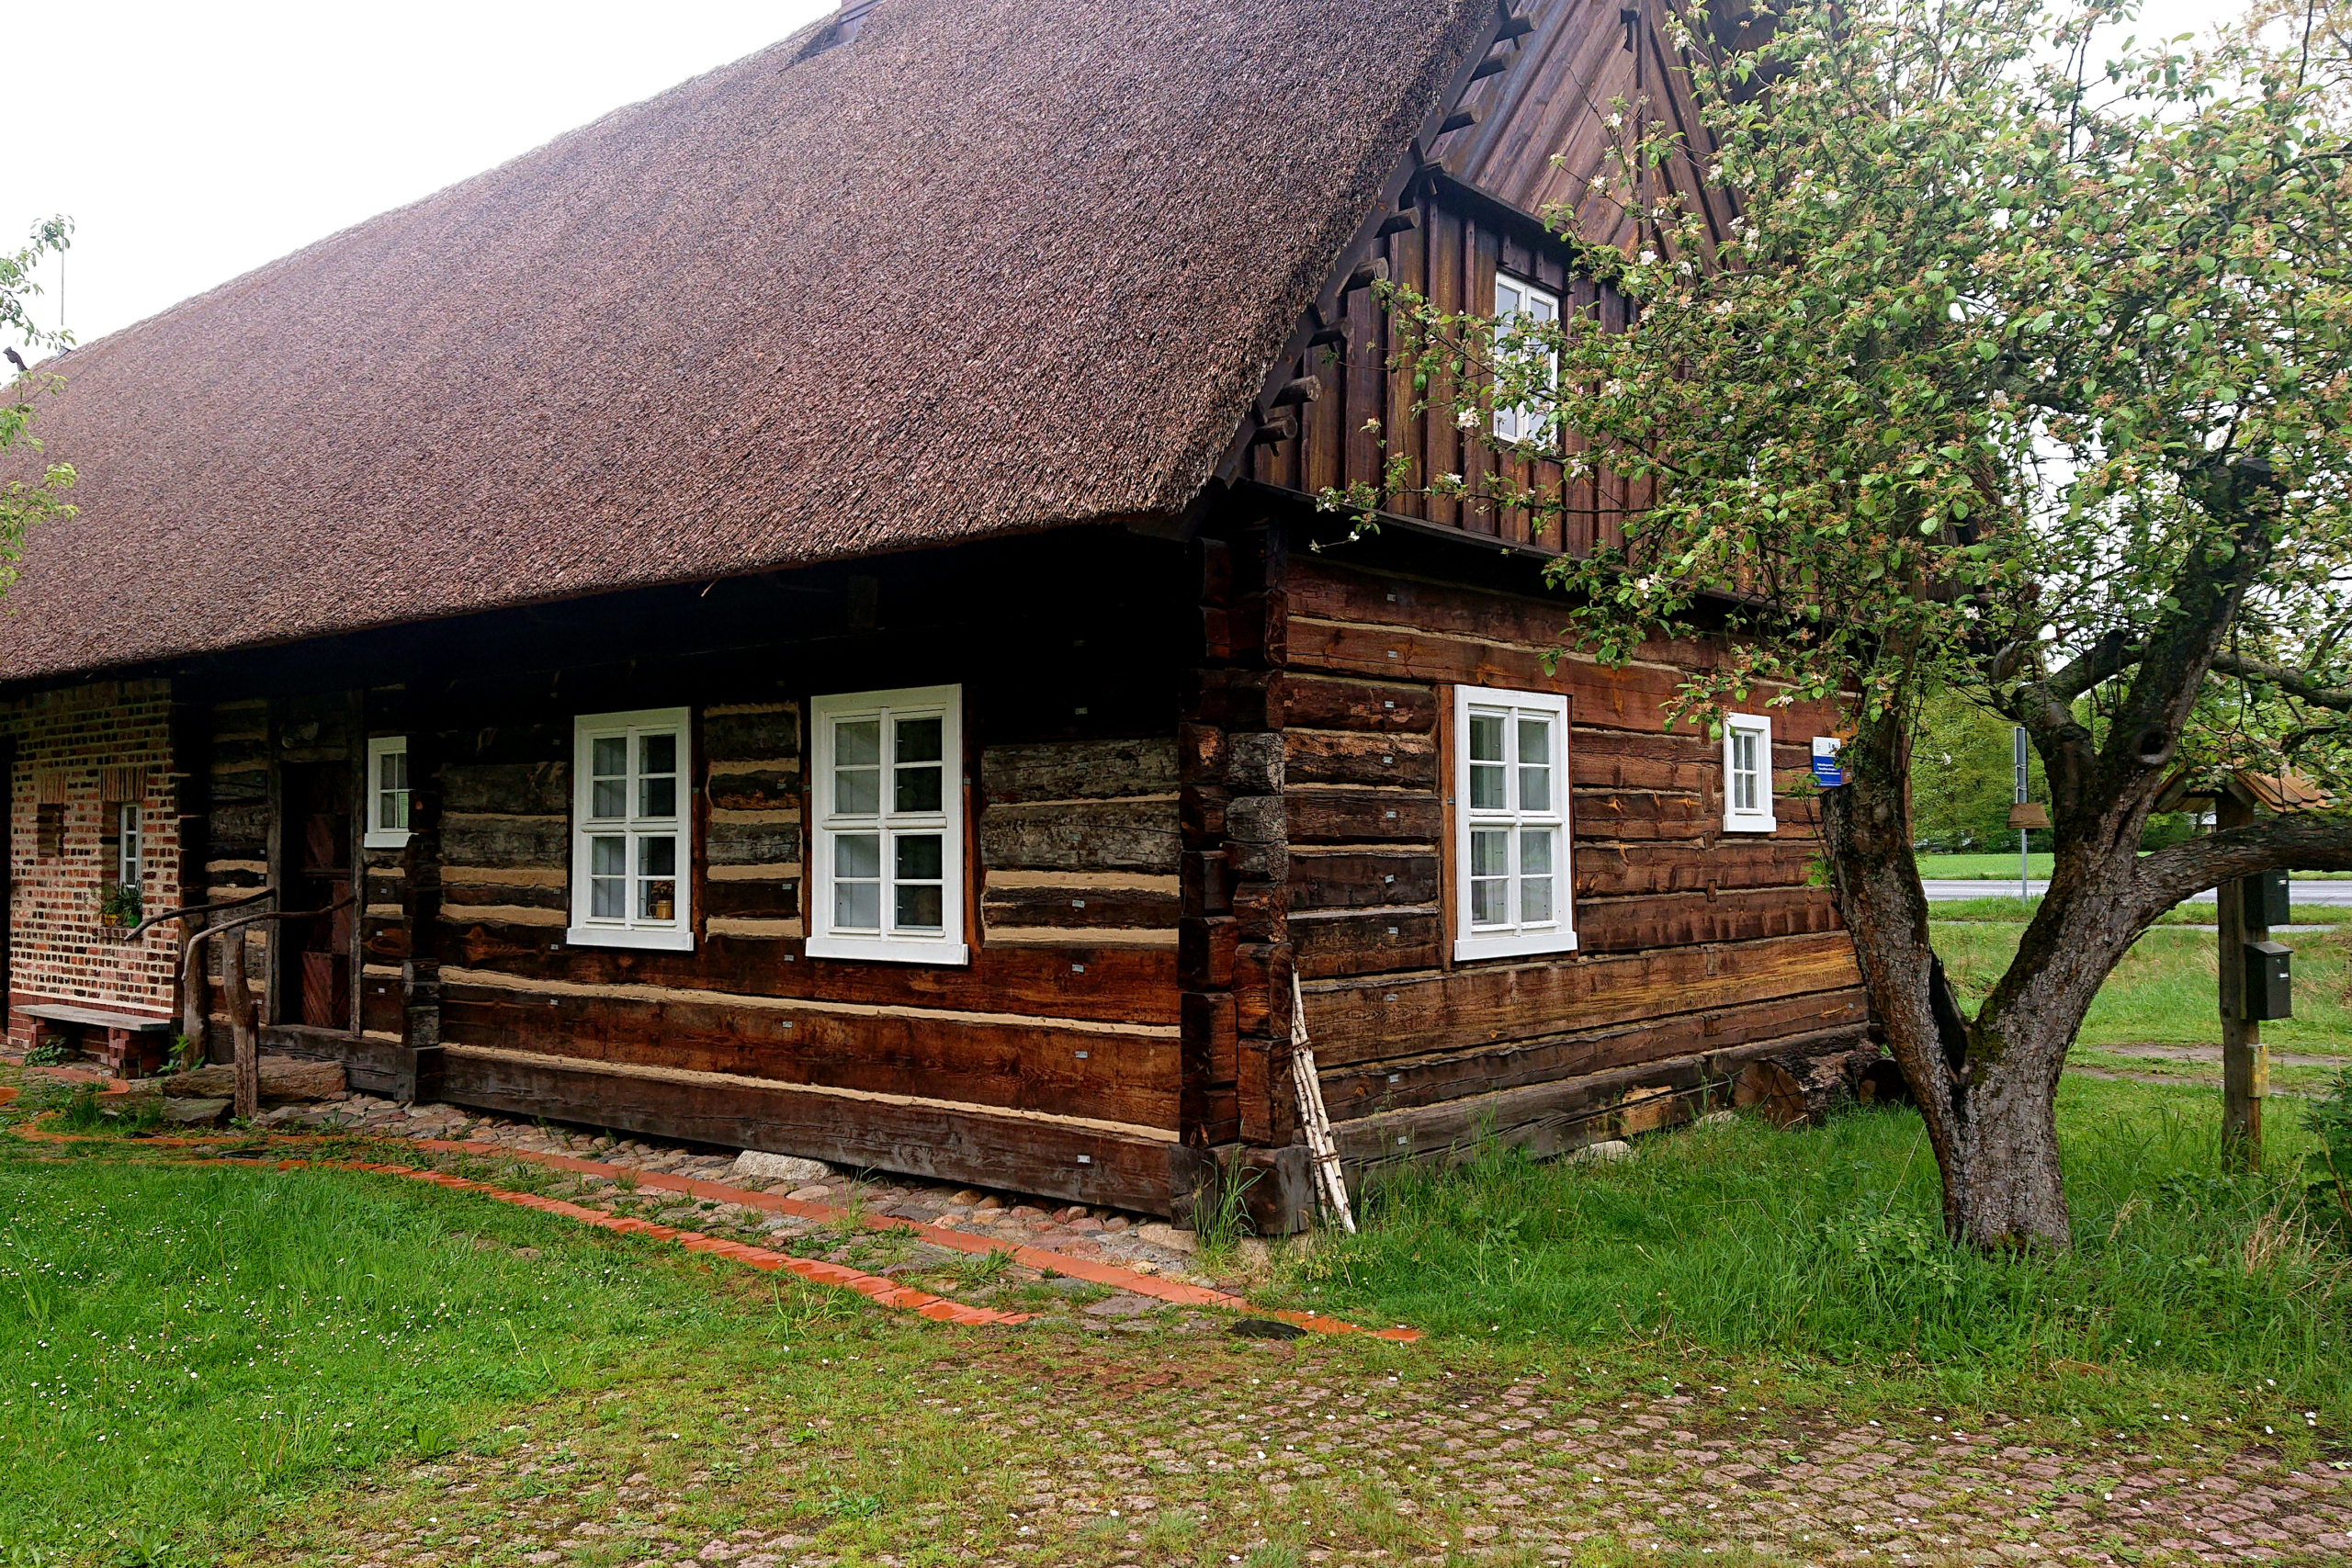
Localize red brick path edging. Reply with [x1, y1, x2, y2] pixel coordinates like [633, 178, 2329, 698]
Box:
[8, 1115, 1419, 1341]
[405, 1138, 1420, 1343]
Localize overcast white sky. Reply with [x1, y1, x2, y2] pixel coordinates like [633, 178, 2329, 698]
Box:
[1, 2, 833, 352]
[4, 0, 2227, 353]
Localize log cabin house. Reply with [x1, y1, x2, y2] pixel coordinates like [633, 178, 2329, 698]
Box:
[0, 0, 1868, 1224]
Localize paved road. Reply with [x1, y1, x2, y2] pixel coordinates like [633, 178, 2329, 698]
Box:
[1925, 877, 2352, 905]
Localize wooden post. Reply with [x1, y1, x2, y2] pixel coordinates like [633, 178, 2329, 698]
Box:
[222, 930, 261, 1121]
[396, 715, 443, 1104]
[2217, 791, 2264, 1169]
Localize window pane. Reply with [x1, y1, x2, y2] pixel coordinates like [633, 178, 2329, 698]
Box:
[896, 833, 944, 881]
[639, 835, 676, 877]
[379, 791, 408, 831]
[835, 832, 881, 879]
[592, 778, 627, 818]
[1471, 877, 1509, 927]
[836, 719, 880, 768]
[1518, 716, 1552, 813]
[1471, 827, 1509, 878]
[593, 736, 627, 777]
[895, 883, 944, 931]
[895, 716, 943, 763]
[592, 836, 628, 876]
[1468, 712, 1505, 761]
[591, 836, 625, 919]
[834, 880, 880, 931]
[639, 879, 677, 921]
[895, 764, 943, 814]
[380, 750, 407, 792]
[640, 776, 677, 818]
[836, 767, 879, 816]
[1521, 829, 1555, 924]
[591, 878, 625, 919]
[639, 732, 676, 777]
[1496, 278, 1521, 315]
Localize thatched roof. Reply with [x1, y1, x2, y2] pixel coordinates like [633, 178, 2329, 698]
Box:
[0, 0, 1488, 682]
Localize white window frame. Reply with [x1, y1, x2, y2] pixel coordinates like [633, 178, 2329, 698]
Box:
[363, 735, 413, 849]
[808, 683, 967, 965]
[116, 802, 141, 890]
[1722, 712, 1778, 833]
[1492, 272, 1561, 446]
[1453, 684, 1577, 962]
[568, 706, 694, 952]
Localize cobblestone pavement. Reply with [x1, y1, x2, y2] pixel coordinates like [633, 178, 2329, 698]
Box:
[271, 1338, 2351, 1568]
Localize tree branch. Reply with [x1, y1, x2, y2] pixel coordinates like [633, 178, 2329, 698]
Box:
[2210, 650, 2352, 712]
[2132, 815, 2352, 923]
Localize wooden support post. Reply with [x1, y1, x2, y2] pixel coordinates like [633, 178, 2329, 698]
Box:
[2217, 792, 2264, 1169]
[397, 716, 444, 1104]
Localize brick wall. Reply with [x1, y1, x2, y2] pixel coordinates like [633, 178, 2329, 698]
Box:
[4, 680, 183, 1046]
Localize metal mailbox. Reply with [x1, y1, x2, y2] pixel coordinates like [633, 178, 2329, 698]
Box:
[2239, 869, 2291, 930]
[2244, 940, 2292, 1021]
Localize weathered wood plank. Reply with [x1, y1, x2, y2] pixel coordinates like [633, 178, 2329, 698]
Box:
[441, 982, 1179, 1126]
[442, 812, 568, 868]
[1284, 787, 1443, 844]
[703, 705, 800, 762]
[980, 737, 1180, 804]
[441, 924, 1178, 1024]
[1577, 886, 1842, 953]
[979, 882, 1180, 931]
[1319, 987, 1871, 1118]
[1284, 729, 1440, 788]
[978, 799, 1181, 873]
[438, 1044, 1177, 1213]
[1280, 674, 1438, 735]
[1573, 840, 1823, 897]
[1289, 848, 1441, 910]
[1293, 908, 1445, 978]
[441, 762, 567, 816]
[1302, 931, 1863, 1066]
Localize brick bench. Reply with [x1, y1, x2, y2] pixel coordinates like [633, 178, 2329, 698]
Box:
[22, 1002, 175, 1078]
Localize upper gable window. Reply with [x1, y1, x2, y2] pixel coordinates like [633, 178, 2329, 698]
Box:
[1492, 273, 1560, 446]
[1722, 713, 1778, 833]
[1453, 684, 1577, 962]
[569, 707, 693, 951]
[808, 684, 968, 965]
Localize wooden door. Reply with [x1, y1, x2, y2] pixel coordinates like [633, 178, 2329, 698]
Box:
[280, 763, 353, 1029]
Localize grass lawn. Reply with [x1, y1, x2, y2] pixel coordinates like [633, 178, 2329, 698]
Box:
[1261, 1076, 2351, 1431]
[1928, 897, 2350, 928]
[7, 1068, 2350, 1565]
[1929, 919, 2352, 1082]
[1919, 852, 2352, 882]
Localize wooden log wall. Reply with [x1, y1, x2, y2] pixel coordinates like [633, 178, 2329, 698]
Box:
[191, 539, 1203, 1212]
[1272, 543, 1868, 1173]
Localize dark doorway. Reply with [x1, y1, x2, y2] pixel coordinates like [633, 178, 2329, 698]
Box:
[279, 762, 354, 1030]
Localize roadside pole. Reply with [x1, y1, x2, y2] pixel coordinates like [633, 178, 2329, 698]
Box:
[2217, 791, 2265, 1170]
[2013, 727, 2030, 899]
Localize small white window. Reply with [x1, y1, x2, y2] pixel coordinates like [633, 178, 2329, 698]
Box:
[117, 803, 142, 890]
[364, 736, 412, 849]
[1453, 685, 1576, 962]
[1492, 272, 1560, 446]
[808, 684, 967, 965]
[1722, 713, 1777, 833]
[569, 707, 692, 951]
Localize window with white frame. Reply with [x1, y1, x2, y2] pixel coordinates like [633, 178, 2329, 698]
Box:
[364, 736, 412, 849]
[1453, 685, 1576, 961]
[1492, 272, 1560, 446]
[569, 707, 693, 951]
[116, 803, 141, 891]
[1721, 713, 1777, 833]
[808, 684, 967, 964]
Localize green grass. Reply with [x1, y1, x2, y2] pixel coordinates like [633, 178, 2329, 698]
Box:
[0, 1158, 821, 1563]
[1270, 1077, 2352, 1430]
[1928, 896, 2350, 927]
[1932, 919, 2351, 1054]
[1919, 851, 2352, 881]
